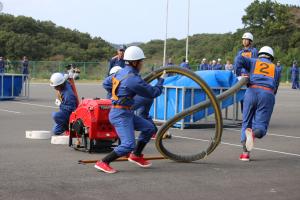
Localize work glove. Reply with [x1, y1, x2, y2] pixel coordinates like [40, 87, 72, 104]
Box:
[237, 75, 248, 81]
[55, 99, 61, 106]
[160, 70, 168, 79]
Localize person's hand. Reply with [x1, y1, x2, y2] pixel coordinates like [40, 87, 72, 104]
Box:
[237, 74, 249, 81]
[55, 99, 61, 106]
[160, 70, 167, 79]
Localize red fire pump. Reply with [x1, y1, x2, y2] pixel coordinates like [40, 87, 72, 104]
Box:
[68, 98, 119, 152]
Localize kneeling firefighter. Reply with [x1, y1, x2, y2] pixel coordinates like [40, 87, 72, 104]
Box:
[50, 73, 78, 135]
[235, 46, 280, 161]
[95, 46, 166, 174]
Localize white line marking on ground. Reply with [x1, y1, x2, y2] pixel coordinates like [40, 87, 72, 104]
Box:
[0, 108, 21, 114]
[275, 103, 300, 108]
[173, 135, 300, 157]
[12, 102, 58, 109]
[173, 135, 209, 142]
[225, 128, 300, 139]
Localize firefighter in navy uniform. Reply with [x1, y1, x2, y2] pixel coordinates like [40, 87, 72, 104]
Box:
[235, 46, 280, 161]
[96, 46, 166, 174]
[234, 32, 258, 112]
[108, 45, 126, 75]
[234, 32, 258, 73]
[275, 61, 282, 91]
[21, 56, 29, 75]
[290, 61, 299, 89]
[50, 73, 77, 135]
[107, 66, 159, 139]
[199, 58, 209, 70]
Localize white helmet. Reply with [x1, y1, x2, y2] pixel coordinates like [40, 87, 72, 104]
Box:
[124, 46, 146, 61]
[217, 58, 221, 62]
[50, 73, 66, 87]
[258, 46, 274, 59]
[242, 32, 254, 41]
[109, 66, 122, 75]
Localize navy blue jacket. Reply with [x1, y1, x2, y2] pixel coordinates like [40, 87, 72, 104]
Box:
[103, 65, 164, 107]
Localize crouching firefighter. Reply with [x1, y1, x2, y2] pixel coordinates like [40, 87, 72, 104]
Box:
[95, 46, 166, 174]
[234, 46, 280, 161]
[50, 73, 78, 135]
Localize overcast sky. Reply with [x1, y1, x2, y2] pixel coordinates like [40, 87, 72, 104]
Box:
[1, 0, 299, 44]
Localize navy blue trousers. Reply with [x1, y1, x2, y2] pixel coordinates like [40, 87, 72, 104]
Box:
[241, 88, 275, 142]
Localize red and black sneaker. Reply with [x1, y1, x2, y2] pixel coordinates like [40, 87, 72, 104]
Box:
[245, 128, 255, 151]
[128, 153, 152, 168]
[239, 152, 250, 161]
[94, 161, 117, 174]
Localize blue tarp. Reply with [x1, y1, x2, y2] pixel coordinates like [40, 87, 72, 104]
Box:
[0, 74, 23, 100]
[149, 70, 245, 123]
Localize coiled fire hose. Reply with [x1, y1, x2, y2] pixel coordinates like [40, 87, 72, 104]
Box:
[143, 66, 249, 162]
[78, 67, 248, 164]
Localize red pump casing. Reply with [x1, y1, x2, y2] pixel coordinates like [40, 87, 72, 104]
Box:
[69, 98, 118, 140]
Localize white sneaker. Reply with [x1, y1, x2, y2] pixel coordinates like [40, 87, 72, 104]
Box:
[245, 128, 254, 151]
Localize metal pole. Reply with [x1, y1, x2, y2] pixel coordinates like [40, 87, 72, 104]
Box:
[163, 0, 169, 67]
[164, 87, 168, 121]
[11, 75, 14, 97]
[78, 156, 165, 164]
[181, 87, 185, 129]
[1, 74, 3, 98]
[185, 0, 190, 61]
[286, 67, 289, 83]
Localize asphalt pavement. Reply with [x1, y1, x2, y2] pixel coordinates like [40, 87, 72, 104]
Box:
[0, 83, 299, 200]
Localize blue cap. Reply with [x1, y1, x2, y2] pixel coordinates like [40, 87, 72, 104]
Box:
[118, 45, 127, 51]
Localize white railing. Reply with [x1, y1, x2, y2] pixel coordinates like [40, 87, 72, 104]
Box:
[152, 85, 246, 129]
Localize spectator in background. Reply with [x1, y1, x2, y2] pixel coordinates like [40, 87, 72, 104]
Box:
[211, 60, 217, 70]
[214, 58, 223, 70]
[208, 61, 212, 70]
[108, 45, 126, 75]
[167, 58, 174, 66]
[65, 64, 81, 80]
[199, 58, 209, 70]
[290, 61, 299, 89]
[179, 58, 190, 69]
[275, 61, 282, 90]
[225, 59, 234, 72]
[21, 56, 29, 75]
[0, 56, 5, 74]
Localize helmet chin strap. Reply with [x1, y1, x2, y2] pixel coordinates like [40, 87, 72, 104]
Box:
[128, 60, 142, 71]
[259, 54, 273, 61]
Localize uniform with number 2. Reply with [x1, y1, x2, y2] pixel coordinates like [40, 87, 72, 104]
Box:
[235, 56, 280, 143]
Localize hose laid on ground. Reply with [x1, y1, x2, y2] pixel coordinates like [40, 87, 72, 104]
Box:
[143, 67, 249, 162]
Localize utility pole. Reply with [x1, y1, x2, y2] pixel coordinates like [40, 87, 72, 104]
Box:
[185, 0, 190, 62]
[163, 0, 169, 67]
